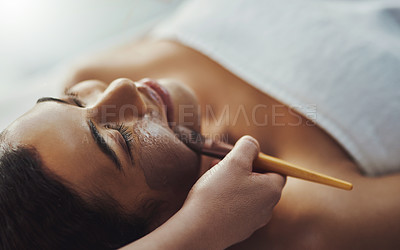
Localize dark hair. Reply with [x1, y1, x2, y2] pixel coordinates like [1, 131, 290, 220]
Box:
[0, 132, 152, 250]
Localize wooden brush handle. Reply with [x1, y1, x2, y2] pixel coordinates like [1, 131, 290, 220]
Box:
[254, 153, 353, 190]
[196, 133, 352, 190]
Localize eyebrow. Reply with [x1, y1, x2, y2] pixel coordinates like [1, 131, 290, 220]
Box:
[36, 97, 123, 171]
[88, 120, 123, 172]
[37, 97, 72, 105]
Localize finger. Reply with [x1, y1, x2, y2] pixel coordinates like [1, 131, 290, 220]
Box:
[201, 159, 220, 173]
[252, 172, 286, 190]
[221, 135, 260, 172]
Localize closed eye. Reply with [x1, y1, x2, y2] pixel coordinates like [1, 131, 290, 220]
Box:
[70, 97, 85, 108]
[64, 90, 86, 108]
[105, 123, 134, 166]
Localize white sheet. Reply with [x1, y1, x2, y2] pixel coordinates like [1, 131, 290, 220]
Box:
[150, 0, 400, 175]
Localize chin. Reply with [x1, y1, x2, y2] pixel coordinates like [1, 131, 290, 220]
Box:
[158, 79, 201, 133]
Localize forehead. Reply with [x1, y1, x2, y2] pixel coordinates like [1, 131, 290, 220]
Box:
[5, 102, 113, 190]
[8, 102, 86, 150]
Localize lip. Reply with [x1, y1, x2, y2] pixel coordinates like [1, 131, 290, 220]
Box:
[142, 80, 175, 127]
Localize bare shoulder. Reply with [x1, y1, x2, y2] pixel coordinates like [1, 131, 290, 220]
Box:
[229, 157, 400, 249]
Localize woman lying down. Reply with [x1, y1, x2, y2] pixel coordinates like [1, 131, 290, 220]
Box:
[2, 0, 400, 249]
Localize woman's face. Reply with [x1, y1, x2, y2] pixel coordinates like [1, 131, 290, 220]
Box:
[6, 78, 201, 215]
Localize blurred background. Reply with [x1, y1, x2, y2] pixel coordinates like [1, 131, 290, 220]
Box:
[0, 0, 184, 130]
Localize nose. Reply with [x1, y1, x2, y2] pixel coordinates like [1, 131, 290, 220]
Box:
[92, 78, 147, 123]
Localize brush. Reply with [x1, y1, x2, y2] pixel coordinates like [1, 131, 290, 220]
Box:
[173, 125, 353, 190]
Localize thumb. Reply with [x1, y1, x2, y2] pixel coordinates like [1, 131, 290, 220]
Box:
[221, 136, 260, 172]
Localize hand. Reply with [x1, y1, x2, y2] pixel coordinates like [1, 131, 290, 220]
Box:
[183, 136, 286, 249]
[122, 136, 286, 250]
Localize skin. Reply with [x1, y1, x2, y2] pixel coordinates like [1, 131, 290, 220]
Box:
[126, 136, 285, 250]
[5, 77, 202, 227]
[62, 39, 400, 249]
[1, 37, 398, 249]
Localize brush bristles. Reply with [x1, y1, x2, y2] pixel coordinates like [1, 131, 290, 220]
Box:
[173, 125, 205, 152]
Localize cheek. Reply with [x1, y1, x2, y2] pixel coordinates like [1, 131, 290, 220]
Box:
[133, 122, 200, 191]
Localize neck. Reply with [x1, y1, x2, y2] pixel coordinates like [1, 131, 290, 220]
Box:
[81, 39, 355, 174]
[167, 42, 354, 173]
